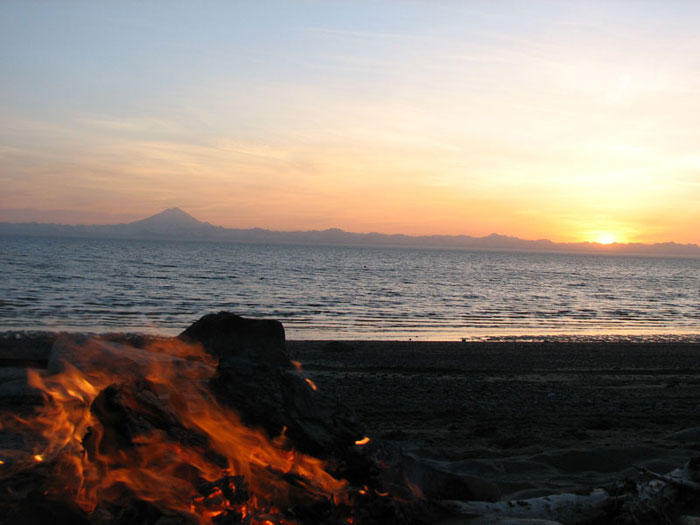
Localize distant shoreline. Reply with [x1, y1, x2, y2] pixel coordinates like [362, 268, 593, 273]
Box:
[2, 207, 699, 258]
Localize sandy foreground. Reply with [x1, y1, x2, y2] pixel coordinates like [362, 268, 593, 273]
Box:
[288, 340, 700, 499]
[2, 333, 699, 502]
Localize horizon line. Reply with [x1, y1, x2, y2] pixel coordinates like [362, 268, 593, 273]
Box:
[1, 206, 699, 251]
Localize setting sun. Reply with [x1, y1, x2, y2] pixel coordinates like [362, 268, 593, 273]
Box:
[594, 233, 618, 245]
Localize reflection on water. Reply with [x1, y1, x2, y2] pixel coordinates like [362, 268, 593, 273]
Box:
[1, 236, 699, 340]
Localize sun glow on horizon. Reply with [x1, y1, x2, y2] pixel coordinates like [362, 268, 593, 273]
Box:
[593, 232, 618, 245]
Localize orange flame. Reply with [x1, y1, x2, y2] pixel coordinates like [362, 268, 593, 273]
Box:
[0, 337, 348, 523]
[354, 437, 370, 446]
[304, 378, 318, 391]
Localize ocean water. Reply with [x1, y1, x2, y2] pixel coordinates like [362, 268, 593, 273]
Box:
[1, 236, 699, 340]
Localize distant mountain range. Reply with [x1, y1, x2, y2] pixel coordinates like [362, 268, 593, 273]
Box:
[2, 207, 699, 257]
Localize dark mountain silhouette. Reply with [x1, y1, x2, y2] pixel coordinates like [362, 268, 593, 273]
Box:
[1, 208, 699, 257]
[109, 207, 221, 237]
[130, 207, 206, 228]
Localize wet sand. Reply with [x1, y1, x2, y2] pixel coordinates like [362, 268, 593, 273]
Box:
[288, 340, 700, 498]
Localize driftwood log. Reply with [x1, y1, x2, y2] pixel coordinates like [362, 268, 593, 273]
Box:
[439, 456, 700, 524]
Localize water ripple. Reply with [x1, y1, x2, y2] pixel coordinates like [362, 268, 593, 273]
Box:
[1, 236, 699, 340]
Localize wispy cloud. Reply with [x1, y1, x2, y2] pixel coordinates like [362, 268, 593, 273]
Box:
[2, 1, 700, 242]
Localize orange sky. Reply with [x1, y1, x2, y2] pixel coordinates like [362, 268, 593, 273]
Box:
[1, 1, 699, 244]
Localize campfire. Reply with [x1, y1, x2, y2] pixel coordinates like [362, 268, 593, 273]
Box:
[0, 314, 398, 524]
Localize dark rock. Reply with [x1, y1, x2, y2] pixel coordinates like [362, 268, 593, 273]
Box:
[179, 312, 290, 367]
[322, 342, 355, 353]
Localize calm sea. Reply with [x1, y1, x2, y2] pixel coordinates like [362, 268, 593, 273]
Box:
[1, 236, 699, 340]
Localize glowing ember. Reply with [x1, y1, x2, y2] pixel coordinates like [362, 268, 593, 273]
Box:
[304, 377, 318, 391]
[354, 436, 371, 446]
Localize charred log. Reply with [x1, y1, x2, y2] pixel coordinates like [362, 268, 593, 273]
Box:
[85, 381, 210, 459]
